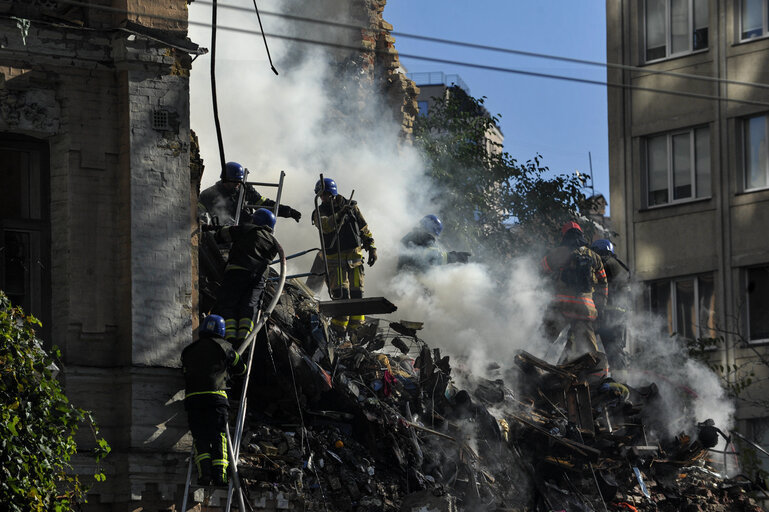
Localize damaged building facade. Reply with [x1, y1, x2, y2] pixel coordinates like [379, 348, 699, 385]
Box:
[0, 0, 421, 510]
[0, 0, 199, 507]
[607, 0, 769, 473]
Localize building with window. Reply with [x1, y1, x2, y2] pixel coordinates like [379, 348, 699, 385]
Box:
[0, 1, 202, 509]
[607, 0, 769, 464]
[407, 71, 504, 153]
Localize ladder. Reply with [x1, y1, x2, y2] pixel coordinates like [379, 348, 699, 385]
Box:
[181, 171, 289, 512]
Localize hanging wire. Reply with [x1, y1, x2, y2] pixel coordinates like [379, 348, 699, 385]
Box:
[209, 0, 227, 178]
[251, 0, 278, 75]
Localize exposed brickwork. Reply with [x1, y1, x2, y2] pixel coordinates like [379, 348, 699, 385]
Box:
[0, 2, 195, 509]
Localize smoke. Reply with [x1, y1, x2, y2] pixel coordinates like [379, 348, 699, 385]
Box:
[621, 296, 735, 441]
[189, 0, 734, 437]
[189, 1, 554, 368]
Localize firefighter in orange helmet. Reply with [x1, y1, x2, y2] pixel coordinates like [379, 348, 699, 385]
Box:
[540, 221, 608, 362]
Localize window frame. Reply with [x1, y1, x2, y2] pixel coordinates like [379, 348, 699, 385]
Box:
[648, 274, 716, 341]
[0, 135, 51, 344]
[643, 0, 709, 64]
[741, 113, 769, 193]
[745, 265, 769, 344]
[644, 125, 711, 208]
[738, 0, 769, 42]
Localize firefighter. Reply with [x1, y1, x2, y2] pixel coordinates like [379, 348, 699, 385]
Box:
[540, 221, 608, 362]
[591, 239, 631, 370]
[182, 314, 247, 486]
[199, 161, 301, 226]
[312, 177, 376, 337]
[212, 208, 279, 346]
[397, 214, 471, 272]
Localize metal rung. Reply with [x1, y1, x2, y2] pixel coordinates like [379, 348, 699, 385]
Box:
[318, 297, 397, 316]
[246, 181, 281, 187]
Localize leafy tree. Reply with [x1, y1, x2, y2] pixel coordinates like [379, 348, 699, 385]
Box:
[0, 291, 110, 511]
[413, 86, 589, 260]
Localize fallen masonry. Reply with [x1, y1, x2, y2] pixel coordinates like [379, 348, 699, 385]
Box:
[187, 273, 767, 511]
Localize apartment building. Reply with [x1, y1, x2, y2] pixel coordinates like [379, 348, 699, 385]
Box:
[607, 0, 769, 459]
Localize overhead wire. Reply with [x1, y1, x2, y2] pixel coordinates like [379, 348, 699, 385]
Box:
[33, 0, 769, 108]
[198, 0, 769, 92]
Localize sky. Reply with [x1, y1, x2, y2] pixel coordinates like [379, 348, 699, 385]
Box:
[383, 1, 610, 209]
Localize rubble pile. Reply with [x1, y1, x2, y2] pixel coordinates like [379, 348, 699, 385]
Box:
[222, 276, 766, 511]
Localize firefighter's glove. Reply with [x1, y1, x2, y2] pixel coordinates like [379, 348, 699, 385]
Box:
[447, 251, 471, 264]
[367, 247, 378, 267]
[289, 208, 302, 223]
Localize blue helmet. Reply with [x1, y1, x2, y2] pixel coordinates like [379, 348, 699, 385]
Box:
[420, 214, 443, 236]
[252, 208, 276, 230]
[314, 178, 338, 196]
[224, 162, 246, 182]
[200, 314, 226, 337]
[591, 239, 615, 255]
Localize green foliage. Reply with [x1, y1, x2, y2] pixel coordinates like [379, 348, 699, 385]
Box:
[0, 291, 110, 512]
[414, 87, 588, 260]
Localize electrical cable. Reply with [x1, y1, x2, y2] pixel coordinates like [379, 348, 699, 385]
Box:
[57, 0, 769, 91]
[251, 0, 278, 75]
[198, 0, 769, 91]
[41, 0, 769, 109]
[209, 0, 227, 178]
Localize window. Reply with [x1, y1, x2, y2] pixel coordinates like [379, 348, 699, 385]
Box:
[417, 100, 429, 116]
[740, 0, 769, 40]
[645, 0, 708, 62]
[0, 136, 50, 341]
[649, 274, 716, 340]
[743, 114, 769, 191]
[646, 126, 711, 206]
[746, 266, 769, 342]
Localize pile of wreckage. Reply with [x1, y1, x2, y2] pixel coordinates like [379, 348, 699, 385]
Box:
[209, 274, 767, 512]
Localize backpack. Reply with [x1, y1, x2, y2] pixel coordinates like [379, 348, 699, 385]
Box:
[560, 249, 594, 293]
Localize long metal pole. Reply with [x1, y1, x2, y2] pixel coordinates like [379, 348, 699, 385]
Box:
[224, 425, 247, 512]
[180, 446, 194, 512]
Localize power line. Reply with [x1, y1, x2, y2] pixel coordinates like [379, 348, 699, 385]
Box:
[20, 0, 769, 108]
[197, 0, 769, 92]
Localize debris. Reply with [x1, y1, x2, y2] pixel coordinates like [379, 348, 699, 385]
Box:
[202, 271, 764, 512]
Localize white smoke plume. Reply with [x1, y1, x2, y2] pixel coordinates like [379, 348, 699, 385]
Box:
[189, 1, 553, 370]
[189, 1, 735, 439]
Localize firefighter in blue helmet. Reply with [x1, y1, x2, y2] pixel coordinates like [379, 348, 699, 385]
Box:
[398, 214, 471, 272]
[312, 178, 376, 336]
[591, 239, 631, 370]
[212, 208, 279, 345]
[182, 314, 247, 486]
[199, 161, 301, 226]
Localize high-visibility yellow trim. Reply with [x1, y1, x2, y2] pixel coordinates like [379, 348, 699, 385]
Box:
[185, 390, 228, 399]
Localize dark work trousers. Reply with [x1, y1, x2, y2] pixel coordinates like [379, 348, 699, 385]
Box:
[214, 269, 267, 343]
[187, 404, 230, 486]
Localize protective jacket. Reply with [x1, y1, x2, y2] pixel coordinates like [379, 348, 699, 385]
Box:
[215, 224, 278, 274]
[313, 195, 375, 256]
[602, 256, 630, 308]
[398, 229, 447, 271]
[200, 181, 296, 225]
[541, 245, 608, 320]
[181, 334, 247, 408]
